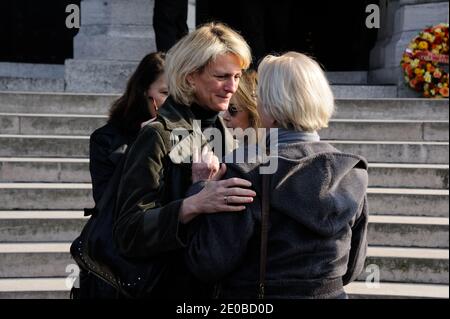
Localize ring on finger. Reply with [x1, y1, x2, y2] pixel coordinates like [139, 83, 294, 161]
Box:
[224, 195, 228, 205]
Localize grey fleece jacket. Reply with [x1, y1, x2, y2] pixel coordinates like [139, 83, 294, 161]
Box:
[185, 140, 369, 299]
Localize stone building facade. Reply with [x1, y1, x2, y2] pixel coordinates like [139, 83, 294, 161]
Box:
[0, 0, 448, 95]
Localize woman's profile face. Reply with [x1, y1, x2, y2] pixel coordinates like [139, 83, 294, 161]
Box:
[147, 74, 169, 108]
[257, 99, 277, 129]
[147, 73, 169, 117]
[188, 53, 242, 112]
[222, 96, 251, 130]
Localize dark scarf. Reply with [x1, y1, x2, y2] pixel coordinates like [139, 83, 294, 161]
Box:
[189, 103, 226, 154]
[189, 103, 219, 130]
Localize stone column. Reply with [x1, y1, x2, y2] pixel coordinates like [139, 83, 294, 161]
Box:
[65, 0, 156, 93]
[369, 0, 449, 96]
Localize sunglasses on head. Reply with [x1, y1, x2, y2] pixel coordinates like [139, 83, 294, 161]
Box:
[228, 104, 243, 117]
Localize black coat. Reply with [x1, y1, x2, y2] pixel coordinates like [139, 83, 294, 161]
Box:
[185, 141, 369, 299]
[77, 123, 136, 299]
[113, 96, 237, 298]
[89, 123, 136, 205]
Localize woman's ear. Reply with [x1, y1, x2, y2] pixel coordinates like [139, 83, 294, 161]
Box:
[148, 96, 157, 118]
[186, 73, 196, 88]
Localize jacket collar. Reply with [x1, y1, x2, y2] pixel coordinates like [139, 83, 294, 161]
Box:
[271, 127, 320, 146]
[157, 96, 238, 163]
[157, 96, 194, 131]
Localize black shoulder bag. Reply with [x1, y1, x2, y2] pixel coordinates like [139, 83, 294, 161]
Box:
[70, 141, 168, 299]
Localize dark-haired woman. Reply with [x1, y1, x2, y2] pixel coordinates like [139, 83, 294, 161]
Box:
[90, 52, 167, 205]
[77, 52, 167, 298]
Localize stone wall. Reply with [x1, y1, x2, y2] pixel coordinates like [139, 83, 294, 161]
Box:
[65, 0, 156, 93]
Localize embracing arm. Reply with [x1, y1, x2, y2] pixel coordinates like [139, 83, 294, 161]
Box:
[113, 127, 256, 259]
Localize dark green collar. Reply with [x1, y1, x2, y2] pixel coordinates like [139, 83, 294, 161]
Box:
[157, 96, 194, 131]
[157, 96, 238, 163]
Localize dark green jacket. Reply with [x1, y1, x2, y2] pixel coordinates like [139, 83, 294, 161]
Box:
[113, 96, 236, 297]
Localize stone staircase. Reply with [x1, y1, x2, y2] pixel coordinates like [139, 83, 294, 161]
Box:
[0, 68, 400, 98]
[0, 91, 448, 298]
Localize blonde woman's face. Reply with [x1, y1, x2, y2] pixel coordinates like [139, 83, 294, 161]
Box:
[188, 53, 242, 112]
[222, 96, 251, 130]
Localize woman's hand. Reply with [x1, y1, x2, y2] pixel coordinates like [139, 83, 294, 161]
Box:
[191, 145, 223, 183]
[180, 177, 256, 224]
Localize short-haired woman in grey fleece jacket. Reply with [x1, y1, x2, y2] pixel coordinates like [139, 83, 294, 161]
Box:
[185, 52, 369, 299]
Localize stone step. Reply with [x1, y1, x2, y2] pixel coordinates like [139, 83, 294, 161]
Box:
[0, 135, 89, 158]
[0, 113, 107, 136]
[0, 92, 447, 120]
[367, 188, 449, 217]
[1, 159, 448, 189]
[0, 77, 65, 93]
[0, 243, 78, 278]
[0, 91, 116, 115]
[0, 185, 447, 216]
[329, 140, 449, 165]
[0, 158, 90, 183]
[0, 64, 65, 94]
[368, 216, 449, 248]
[327, 71, 369, 85]
[1, 277, 446, 299]
[333, 99, 448, 120]
[0, 183, 94, 210]
[0, 211, 88, 242]
[0, 243, 446, 285]
[0, 210, 447, 248]
[0, 63, 65, 79]
[0, 278, 70, 299]
[0, 84, 397, 103]
[2, 113, 448, 142]
[368, 163, 449, 189]
[1, 135, 448, 164]
[360, 247, 449, 285]
[331, 85, 397, 98]
[346, 282, 449, 299]
[322, 120, 448, 142]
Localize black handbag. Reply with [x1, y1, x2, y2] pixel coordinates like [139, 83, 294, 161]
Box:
[70, 151, 168, 299]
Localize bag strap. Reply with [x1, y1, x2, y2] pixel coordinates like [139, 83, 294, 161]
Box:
[258, 174, 270, 299]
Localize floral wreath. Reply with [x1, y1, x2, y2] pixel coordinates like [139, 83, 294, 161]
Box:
[400, 23, 449, 98]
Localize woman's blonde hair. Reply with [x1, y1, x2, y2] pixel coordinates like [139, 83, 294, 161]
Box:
[232, 69, 261, 130]
[165, 22, 252, 106]
[257, 52, 334, 132]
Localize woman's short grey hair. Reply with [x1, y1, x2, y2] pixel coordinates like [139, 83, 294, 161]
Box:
[165, 22, 252, 106]
[257, 52, 335, 132]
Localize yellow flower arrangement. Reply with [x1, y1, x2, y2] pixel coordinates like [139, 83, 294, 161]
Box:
[400, 23, 449, 98]
[418, 41, 429, 50]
